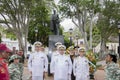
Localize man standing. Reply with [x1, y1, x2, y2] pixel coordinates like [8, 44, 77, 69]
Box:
[28, 41, 48, 80]
[0, 43, 11, 80]
[50, 45, 72, 80]
[67, 46, 76, 80]
[73, 47, 90, 80]
[51, 42, 62, 60]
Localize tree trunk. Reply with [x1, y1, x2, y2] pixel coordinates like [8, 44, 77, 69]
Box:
[100, 39, 106, 60]
[77, 10, 90, 50]
[89, 15, 93, 49]
[24, 30, 28, 59]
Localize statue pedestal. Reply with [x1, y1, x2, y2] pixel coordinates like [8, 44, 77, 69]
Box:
[49, 35, 64, 51]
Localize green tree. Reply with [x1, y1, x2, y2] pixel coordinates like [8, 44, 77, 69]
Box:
[27, 0, 57, 46]
[0, 0, 33, 58]
[97, 0, 120, 56]
[0, 0, 56, 57]
[58, 0, 100, 50]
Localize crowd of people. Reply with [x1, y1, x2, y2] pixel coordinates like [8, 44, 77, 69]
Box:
[0, 41, 120, 80]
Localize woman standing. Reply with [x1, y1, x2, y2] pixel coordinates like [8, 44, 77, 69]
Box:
[104, 53, 120, 80]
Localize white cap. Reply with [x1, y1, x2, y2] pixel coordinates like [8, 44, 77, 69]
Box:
[57, 45, 66, 50]
[34, 41, 42, 46]
[78, 47, 85, 52]
[55, 42, 62, 46]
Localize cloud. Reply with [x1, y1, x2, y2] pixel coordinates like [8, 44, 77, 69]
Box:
[60, 19, 75, 32]
[54, 0, 59, 4]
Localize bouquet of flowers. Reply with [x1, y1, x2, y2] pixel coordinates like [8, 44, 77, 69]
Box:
[86, 50, 98, 73]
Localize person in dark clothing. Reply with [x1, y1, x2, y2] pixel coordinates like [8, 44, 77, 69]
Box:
[68, 46, 76, 80]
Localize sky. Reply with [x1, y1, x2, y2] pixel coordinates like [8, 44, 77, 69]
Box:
[60, 19, 75, 32]
[54, 0, 75, 32]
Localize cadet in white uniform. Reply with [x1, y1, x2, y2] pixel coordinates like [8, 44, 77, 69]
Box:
[28, 41, 48, 80]
[73, 47, 90, 80]
[50, 45, 72, 80]
[51, 42, 62, 59]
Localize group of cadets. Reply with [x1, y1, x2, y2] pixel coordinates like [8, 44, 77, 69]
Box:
[28, 41, 90, 80]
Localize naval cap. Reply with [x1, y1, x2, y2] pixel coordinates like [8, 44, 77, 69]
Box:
[34, 41, 42, 46]
[78, 47, 85, 52]
[55, 42, 62, 46]
[57, 45, 66, 50]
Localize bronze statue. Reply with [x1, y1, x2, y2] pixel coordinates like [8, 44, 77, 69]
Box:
[50, 10, 60, 35]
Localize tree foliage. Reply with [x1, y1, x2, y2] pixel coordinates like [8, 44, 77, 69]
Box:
[0, 0, 57, 50]
[58, 0, 100, 50]
[96, 0, 120, 55]
[0, 0, 34, 55]
[98, 0, 120, 39]
[58, 0, 120, 51]
[27, 0, 57, 46]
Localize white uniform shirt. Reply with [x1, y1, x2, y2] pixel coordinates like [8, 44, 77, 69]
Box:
[28, 51, 48, 76]
[73, 56, 89, 80]
[51, 51, 59, 60]
[50, 54, 72, 80]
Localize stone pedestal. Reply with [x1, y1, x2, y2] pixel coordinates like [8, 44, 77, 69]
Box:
[49, 35, 64, 51]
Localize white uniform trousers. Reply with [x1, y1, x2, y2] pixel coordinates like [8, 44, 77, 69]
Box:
[76, 74, 89, 80]
[32, 76, 43, 80]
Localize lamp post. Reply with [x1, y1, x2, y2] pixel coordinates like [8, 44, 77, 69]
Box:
[35, 27, 38, 41]
[76, 34, 79, 46]
[69, 28, 73, 46]
[118, 22, 120, 57]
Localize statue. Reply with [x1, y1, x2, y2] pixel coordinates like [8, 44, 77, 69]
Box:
[50, 10, 60, 35]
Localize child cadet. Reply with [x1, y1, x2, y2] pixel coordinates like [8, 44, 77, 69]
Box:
[28, 41, 48, 80]
[8, 54, 22, 80]
[50, 45, 72, 80]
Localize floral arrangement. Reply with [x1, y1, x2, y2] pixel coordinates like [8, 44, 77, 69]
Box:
[86, 50, 98, 73]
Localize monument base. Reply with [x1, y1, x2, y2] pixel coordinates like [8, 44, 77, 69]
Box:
[49, 35, 64, 51]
